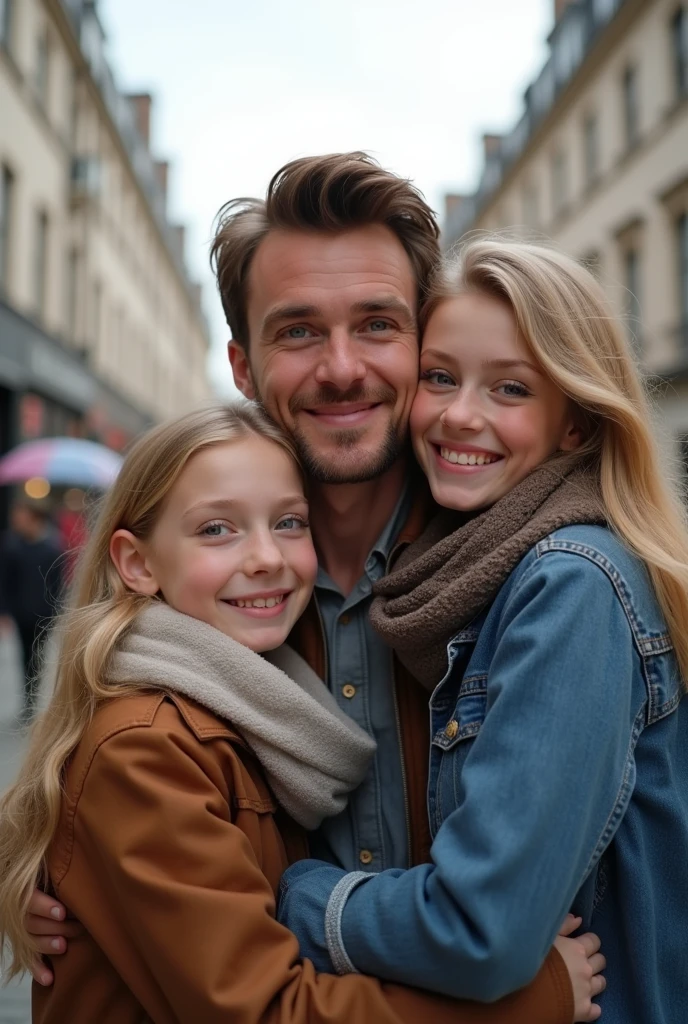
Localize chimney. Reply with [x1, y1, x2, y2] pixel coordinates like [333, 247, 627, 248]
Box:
[483, 134, 502, 159]
[127, 93, 152, 147]
[154, 160, 169, 205]
[554, 0, 577, 20]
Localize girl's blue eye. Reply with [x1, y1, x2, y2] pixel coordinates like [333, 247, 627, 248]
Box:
[421, 369, 455, 387]
[201, 522, 230, 537]
[276, 516, 308, 531]
[497, 381, 531, 398]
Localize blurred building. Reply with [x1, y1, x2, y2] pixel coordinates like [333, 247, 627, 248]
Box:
[0, 0, 211, 459]
[444, 0, 688, 445]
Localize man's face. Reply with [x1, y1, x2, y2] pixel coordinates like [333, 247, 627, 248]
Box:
[229, 225, 420, 483]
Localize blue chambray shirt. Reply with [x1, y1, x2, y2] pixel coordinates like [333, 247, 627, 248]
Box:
[308, 481, 413, 874]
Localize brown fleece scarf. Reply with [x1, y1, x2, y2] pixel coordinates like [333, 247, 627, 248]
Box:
[370, 456, 605, 690]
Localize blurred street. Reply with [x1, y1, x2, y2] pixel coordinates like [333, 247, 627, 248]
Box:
[0, 629, 36, 1023]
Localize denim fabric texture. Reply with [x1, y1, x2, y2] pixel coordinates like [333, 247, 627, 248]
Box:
[278, 525, 688, 1024]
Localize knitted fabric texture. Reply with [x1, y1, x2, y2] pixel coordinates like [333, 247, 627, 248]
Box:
[107, 601, 376, 829]
[370, 457, 605, 690]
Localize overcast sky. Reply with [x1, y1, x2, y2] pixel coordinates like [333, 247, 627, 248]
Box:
[99, 0, 553, 395]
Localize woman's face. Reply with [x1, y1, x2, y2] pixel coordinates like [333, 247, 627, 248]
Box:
[122, 437, 318, 652]
[411, 292, 581, 512]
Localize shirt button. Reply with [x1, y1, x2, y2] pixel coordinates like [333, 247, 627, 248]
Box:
[342, 683, 357, 699]
[444, 719, 459, 739]
[359, 849, 374, 865]
[340, 613, 351, 625]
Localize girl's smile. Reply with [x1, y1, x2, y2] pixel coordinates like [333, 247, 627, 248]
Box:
[411, 291, 581, 512]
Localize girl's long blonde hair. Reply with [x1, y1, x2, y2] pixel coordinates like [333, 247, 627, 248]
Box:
[425, 236, 688, 682]
[0, 402, 301, 978]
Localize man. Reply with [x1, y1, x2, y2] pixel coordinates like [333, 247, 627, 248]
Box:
[0, 500, 63, 722]
[26, 153, 576, 1016]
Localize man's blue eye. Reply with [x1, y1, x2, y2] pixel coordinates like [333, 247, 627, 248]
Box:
[286, 326, 309, 339]
[369, 320, 390, 331]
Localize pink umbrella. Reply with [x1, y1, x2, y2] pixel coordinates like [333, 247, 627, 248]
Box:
[0, 437, 122, 489]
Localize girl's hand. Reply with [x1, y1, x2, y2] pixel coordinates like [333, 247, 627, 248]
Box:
[25, 888, 83, 985]
[555, 914, 606, 1022]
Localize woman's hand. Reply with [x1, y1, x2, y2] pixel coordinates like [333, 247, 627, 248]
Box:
[25, 888, 83, 986]
[554, 915, 605, 1023]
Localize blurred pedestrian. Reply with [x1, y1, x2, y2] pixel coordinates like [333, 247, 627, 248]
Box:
[0, 500, 64, 722]
[56, 488, 88, 583]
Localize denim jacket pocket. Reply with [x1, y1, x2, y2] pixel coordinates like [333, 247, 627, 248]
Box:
[429, 677, 488, 834]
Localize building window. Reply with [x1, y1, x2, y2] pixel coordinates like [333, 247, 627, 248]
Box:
[624, 248, 642, 350]
[551, 148, 568, 216]
[0, 0, 12, 50]
[583, 113, 599, 186]
[35, 28, 50, 109]
[34, 210, 49, 318]
[91, 279, 102, 352]
[0, 164, 13, 291]
[622, 65, 639, 150]
[679, 213, 688, 349]
[672, 7, 688, 99]
[65, 247, 79, 340]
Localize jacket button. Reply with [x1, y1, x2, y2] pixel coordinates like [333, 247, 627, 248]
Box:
[342, 683, 357, 699]
[340, 614, 351, 625]
[359, 849, 374, 865]
[444, 719, 458, 739]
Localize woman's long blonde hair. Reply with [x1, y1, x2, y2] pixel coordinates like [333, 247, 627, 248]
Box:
[0, 402, 301, 978]
[425, 236, 688, 682]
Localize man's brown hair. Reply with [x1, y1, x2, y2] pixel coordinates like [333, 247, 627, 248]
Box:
[210, 152, 440, 350]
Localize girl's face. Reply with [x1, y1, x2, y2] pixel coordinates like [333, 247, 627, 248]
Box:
[115, 436, 317, 653]
[411, 292, 581, 512]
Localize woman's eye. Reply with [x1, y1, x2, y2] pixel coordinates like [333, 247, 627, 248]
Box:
[496, 381, 531, 398]
[276, 516, 309, 532]
[421, 369, 456, 387]
[200, 522, 231, 538]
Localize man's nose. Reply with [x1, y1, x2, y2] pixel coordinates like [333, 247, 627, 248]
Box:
[314, 330, 366, 391]
[243, 531, 285, 576]
[440, 388, 486, 432]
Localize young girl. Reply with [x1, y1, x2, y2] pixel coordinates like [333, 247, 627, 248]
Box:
[277, 239, 688, 1024]
[0, 403, 599, 1023]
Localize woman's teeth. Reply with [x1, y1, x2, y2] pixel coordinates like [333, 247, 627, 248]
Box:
[440, 448, 499, 466]
[229, 595, 286, 609]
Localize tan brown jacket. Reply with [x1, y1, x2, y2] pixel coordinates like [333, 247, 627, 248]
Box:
[33, 690, 572, 1024]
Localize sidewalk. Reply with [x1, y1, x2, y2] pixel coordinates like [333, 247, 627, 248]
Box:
[0, 630, 35, 1023]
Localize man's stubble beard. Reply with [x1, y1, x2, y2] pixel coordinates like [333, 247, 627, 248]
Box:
[291, 417, 405, 484]
[252, 382, 407, 484]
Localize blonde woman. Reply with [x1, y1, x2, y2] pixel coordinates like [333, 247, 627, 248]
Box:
[0, 404, 601, 1023]
[278, 239, 688, 1024]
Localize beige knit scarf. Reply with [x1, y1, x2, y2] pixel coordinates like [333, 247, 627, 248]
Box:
[108, 602, 376, 829]
[370, 456, 605, 690]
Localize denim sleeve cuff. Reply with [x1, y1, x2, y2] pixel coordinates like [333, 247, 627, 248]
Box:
[324, 870, 376, 975]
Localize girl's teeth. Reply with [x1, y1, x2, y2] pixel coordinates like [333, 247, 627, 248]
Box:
[231, 595, 285, 609]
[440, 447, 497, 466]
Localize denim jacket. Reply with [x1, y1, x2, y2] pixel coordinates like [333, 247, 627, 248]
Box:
[278, 525, 688, 1024]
